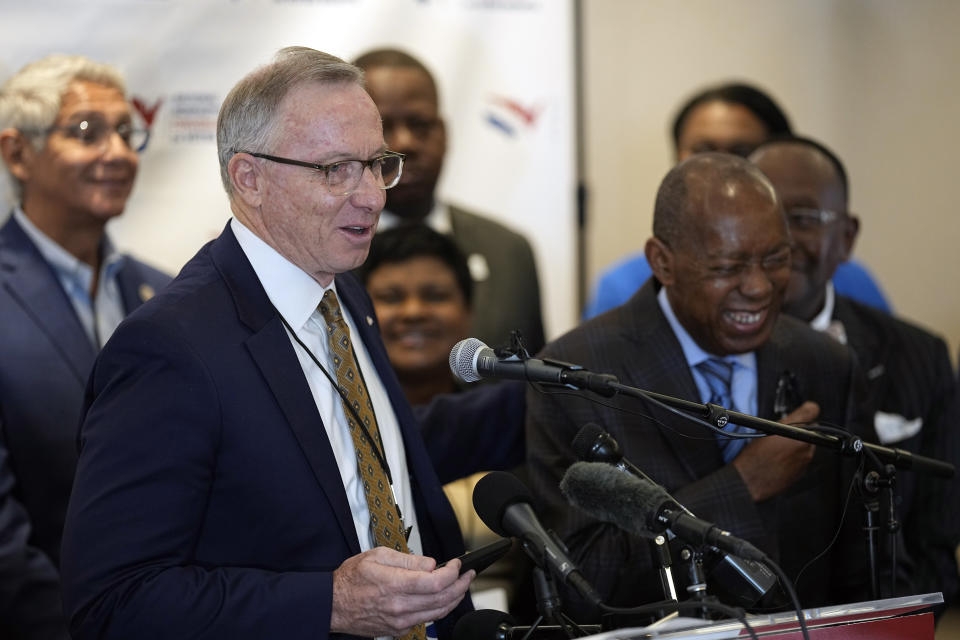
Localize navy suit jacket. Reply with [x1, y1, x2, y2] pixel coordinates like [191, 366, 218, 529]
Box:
[0, 214, 169, 639]
[416, 380, 526, 485]
[61, 224, 470, 640]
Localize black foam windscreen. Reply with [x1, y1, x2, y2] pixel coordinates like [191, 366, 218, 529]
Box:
[453, 609, 516, 640]
[472, 471, 531, 538]
[559, 461, 672, 537]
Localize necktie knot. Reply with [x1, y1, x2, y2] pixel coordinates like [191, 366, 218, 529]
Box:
[695, 357, 754, 463]
[318, 289, 345, 326]
[696, 357, 734, 406]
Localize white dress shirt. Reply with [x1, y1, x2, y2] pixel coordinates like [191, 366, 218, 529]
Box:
[809, 282, 848, 345]
[230, 217, 422, 555]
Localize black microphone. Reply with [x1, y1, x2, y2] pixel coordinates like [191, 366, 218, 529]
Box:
[453, 609, 514, 640]
[560, 461, 766, 562]
[453, 609, 601, 640]
[571, 424, 776, 605]
[472, 471, 603, 608]
[571, 423, 666, 487]
[449, 338, 618, 397]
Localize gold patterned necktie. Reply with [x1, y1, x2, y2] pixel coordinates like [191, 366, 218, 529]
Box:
[317, 290, 426, 640]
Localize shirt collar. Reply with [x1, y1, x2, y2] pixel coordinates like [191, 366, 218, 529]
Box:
[13, 206, 124, 295]
[230, 217, 333, 330]
[657, 286, 754, 371]
[378, 201, 452, 234]
[809, 282, 836, 332]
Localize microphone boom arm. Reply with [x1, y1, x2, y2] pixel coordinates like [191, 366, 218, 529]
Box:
[610, 382, 954, 479]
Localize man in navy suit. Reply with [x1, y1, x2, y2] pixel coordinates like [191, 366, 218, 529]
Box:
[61, 47, 473, 640]
[0, 54, 170, 639]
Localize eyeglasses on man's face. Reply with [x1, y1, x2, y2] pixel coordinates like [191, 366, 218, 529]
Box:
[238, 150, 404, 197]
[42, 117, 149, 153]
[785, 207, 844, 233]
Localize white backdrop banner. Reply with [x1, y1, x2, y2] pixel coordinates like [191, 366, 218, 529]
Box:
[0, 0, 577, 339]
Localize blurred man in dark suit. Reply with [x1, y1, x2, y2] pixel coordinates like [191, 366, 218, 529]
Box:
[527, 153, 866, 619]
[751, 136, 960, 607]
[0, 54, 170, 639]
[354, 48, 545, 353]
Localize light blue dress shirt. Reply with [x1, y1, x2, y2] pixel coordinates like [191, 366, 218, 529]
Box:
[14, 207, 126, 348]
[656, 287, 758, 419]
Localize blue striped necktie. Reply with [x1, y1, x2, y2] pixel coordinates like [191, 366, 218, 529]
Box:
[695, 358, 752, 462]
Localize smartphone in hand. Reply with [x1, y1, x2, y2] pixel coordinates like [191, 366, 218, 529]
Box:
[440, 538, 512, 576]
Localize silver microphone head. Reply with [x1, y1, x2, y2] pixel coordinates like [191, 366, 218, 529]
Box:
[449, 337, 487, 383]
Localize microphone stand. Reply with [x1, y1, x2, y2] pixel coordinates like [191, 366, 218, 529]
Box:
[857, 462, 899, 600]
[881, 466, 899, 598]
[606, 383, 955, 480]
[650, 534, 678, 601]
[522, 363, 951, 631]
[577, 426, 776, 609]
[520, 568, 595, 640]
[602, 381, 940, 610]
[531, 568, 563, 626]
[678, 545, 715, 619]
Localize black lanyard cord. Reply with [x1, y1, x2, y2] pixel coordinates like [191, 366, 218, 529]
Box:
[275, 310, 395, 486]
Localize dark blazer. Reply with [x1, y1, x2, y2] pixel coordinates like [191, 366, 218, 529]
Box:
[0, 214, 169, 639]
[834, 295, 960, 603]
[60, 224, 470, 640]
[417, 380, 527, 485]
[449, 206, 545, 354]
[0, 439, 62, 640]
[525, 282, 866, 618]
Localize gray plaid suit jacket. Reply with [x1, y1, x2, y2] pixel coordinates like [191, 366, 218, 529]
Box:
[525, 281, 868, 618]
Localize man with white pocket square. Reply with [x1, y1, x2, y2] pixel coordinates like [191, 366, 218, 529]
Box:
[751, 136, 960, 612]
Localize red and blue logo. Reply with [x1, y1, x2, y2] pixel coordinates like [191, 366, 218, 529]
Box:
[131, 96, 163, 152]
[485, 95, 541, 136]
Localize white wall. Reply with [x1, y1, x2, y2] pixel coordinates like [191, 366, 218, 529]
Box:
[582, 0, 960, 359]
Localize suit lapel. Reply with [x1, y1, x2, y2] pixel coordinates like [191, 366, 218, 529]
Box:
[834, 297, 887, 395]
[335, 275, 436, 485]
[0, 216, 96, 384]
[447, 206, 466, 237]
[115, 258, 158, 314]
[617, 284, 724, 481]
[335, 273, 412, 419]
[758, 314, 851, 420]
[336, 272, 457, 555]
[211, 225, 362, 555]
[756, 322, 788, 420]
[246, 324, 362, 555]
